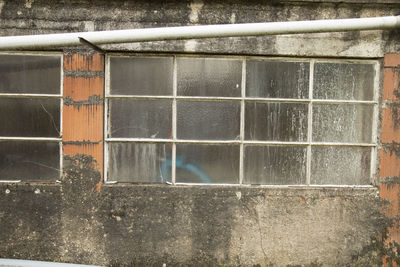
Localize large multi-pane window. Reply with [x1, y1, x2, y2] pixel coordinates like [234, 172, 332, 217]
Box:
[106, 54, 378, 185]
[0, 53, 62, 181]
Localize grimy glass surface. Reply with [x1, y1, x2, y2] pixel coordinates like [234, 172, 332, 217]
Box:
[0, 55, 60, 94]
[110, 56, 173, 95]
[177, 100, 240, 140]
[311, 146, 371, 185]
[109, 99, 172, 139]
[244, 145, 307, 185]
[245, 102, 308, 141]
[246, 60, 309, 99]
[313, 62, 375, 100]
[177, 57, 242, 97]
[0, 98, 60, 137]
[176, 144, 239, 184]
[312, 104, 373, 143]
[108, 142, 169, 183]
[0, 141, 59, 180]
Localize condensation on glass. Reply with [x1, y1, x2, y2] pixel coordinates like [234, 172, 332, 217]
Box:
[244, 145, 307, 185]
[0, 54, 60, 94]
[0, 54, 62, 181]
[177, 57, 242, 97]
[0, 141, 60, 181]
[110, 56, 173, 95]
[106, 55, 377, 185]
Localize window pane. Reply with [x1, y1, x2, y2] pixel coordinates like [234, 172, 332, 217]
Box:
[313, 62, 375, 100]
[109, 99, 172, 138]
[245, 102, 308, 141]
[176, 144, 239, 184]
[312, 104, 373, 143]
[0, 98, 60, 137]
[108, 142, 169, 183]
[311, 146, 371, 185]
[0, 55, 60, 94]
[110, 56, 173, 95]
[246, 60, 309, 99]
[177, 100, 240, 140]
[0, 141, 59, 181]
[177, 57, 242, 97]
[244, 145, 307, 185]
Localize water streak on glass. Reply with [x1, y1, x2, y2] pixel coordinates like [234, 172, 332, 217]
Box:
[246, 60, 309, 99]
[109, 99, 172, 138]
[177, 57, 242, 97]
[0, 141, 59, 180]
[176, 144, 239, 184]
[312, 104, 373, 143]
[108, 142, 168, 183]
[177, 100, 240, 140]
[313, 62, 375, 100]
[0, 55, 60, 94]
[244, 145, 307, 185]
[245, 102, 308, 141]
[110, 56, 173, 95]
[0, 98, 60, 137]
[311, 146, 371, 185]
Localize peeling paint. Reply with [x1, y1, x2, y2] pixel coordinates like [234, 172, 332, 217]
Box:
[25, 0, 34, 9]
[184, 39, 197, 51]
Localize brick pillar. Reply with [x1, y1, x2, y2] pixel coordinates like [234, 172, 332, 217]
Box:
[380, 54, 400, 266]
[62, 52, 104, 189]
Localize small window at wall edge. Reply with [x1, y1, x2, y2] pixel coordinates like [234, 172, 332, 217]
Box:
[0, 52, 63, 182]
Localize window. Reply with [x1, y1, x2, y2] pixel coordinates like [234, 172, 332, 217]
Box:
[105, 54, 378, 186]
[0, 53, 62, 181]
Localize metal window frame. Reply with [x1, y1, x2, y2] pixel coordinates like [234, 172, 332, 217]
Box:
[0, 52, 64, 182]
[104, 53, 379, 187]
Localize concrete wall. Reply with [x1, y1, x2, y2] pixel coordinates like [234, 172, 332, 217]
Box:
[1, 0, 400, 266]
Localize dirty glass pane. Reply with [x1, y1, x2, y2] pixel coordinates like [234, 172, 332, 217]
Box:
[0, 98, 60, 137]
[312, 104, 373, 143]
[109, 99, 172, 138]
[246, 60, 309, 99]
[244, 145, 307, 185]
[245, 102, 308, 141]
[108, 142, 169, 183]
[177, 100, 240, 140]
[311, 146, 371, 185]
[176, 144, 239, 184]
[177, 57, 242, 97]
[110, 56, 173, 95]
[313, 62, 375, 100]
[0, 141, 59, 180]
[0, 55, 60, 94]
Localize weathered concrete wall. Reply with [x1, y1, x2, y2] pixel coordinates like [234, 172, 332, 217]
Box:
[1, 0, 400, 266]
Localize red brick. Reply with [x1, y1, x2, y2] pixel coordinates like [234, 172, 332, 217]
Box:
[385, 54, 400, 67]
[63, 143, 103, 174]
[380, 148, 400, 178]
[63, 76, 104, 101]
[384, 68, 400, 102]
[63, 53, 104, 71]
[381, 107, 400, 143]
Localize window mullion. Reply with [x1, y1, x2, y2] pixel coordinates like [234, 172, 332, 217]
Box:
[172, 56, 177, 185]
[306, 60, 315, 186]
[239, 58, 246, 185]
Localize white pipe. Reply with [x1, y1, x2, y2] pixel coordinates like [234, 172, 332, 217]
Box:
[0, 16, 399, 50]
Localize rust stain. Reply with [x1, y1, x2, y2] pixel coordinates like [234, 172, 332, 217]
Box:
[299, 196, 306, 203]
[95, 181, 103, 192]
[63, 53, 104, 71]
[63, 76, 104, 101]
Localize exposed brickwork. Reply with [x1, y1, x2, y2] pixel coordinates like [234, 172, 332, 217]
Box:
[62, 52, 104, 179]
[380, 54, 400, 266]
